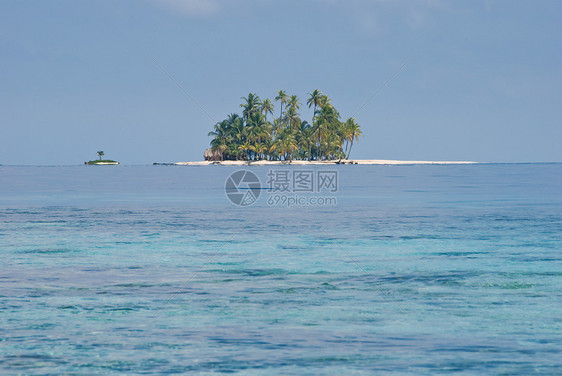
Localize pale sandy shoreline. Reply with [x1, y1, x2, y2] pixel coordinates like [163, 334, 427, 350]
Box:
[161, 159, 477, 166]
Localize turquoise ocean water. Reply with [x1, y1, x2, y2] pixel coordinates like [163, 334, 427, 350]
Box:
[1, 164, 561, 374]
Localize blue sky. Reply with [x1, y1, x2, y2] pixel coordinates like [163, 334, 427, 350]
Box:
[1, 0, 561, 164]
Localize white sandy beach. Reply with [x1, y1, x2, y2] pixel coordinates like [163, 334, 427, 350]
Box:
[171, 159, 477, 166]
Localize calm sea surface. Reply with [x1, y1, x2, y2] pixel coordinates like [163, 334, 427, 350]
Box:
[1, 164, 561, 375]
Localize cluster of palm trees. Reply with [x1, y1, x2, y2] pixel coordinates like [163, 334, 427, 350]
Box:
[208, 90, 362, 161]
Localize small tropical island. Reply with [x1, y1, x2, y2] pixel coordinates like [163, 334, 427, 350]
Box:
[205, 90, 362, 162]
[85, 151, 119, 165]
[155, 90, 476, 166]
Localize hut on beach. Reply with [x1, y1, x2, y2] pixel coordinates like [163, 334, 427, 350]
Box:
[204, 148, 222, 161]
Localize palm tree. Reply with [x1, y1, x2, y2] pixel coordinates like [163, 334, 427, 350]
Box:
[247, 112, 271, 144]
[227, 113, 241, 125]
[253, 142, 268, 160]
[298, 121, 314, 160]
[229, 117, 246, 159]
[274, 90, 288, 121]
[238, 141, 253, 161]
[280, 135, 298, 161]
[261, 98, 274, 121]
[246, 123, 261, 145]
[208, 120, 227, 140]
[288, 95, 301, 111]
[97, 151, 104, 160]
[241, 93, 261, 121]
[272, 130, 298, 161]
[318, 94, 331, 109]
[324, 132, 343, 160]
[273, 118, 282, 137]
[307, 89, 322, 117]
[210, 138, 227, 160]
[341, 119, 354, 158]
[312, 119, 326, 160]
[344, 118, 363, 159]
[284, 106, 300, 130]
[267, 139, 278, 161]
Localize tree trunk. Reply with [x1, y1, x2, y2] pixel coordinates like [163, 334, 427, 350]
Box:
[347, 138, 354, 160]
